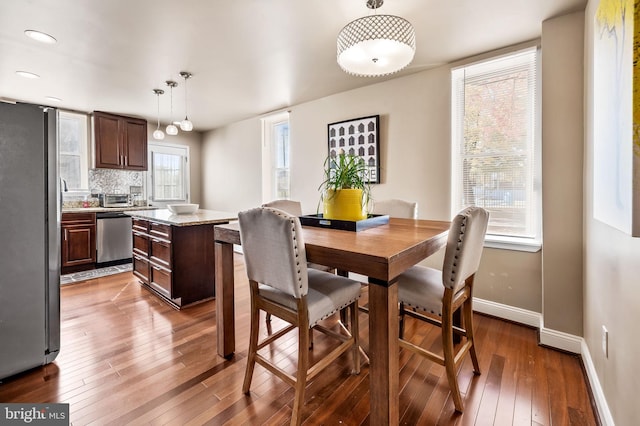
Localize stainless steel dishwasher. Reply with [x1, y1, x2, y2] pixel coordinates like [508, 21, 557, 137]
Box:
[96, 211, 132, 266]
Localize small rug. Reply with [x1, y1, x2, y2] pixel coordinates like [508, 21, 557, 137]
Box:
[61, 263, 132, 285]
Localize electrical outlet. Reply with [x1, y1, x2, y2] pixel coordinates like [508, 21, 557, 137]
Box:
[602, 325, 609, 358]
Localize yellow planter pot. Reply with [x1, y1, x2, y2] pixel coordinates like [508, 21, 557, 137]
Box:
[323, 189, 367, 221]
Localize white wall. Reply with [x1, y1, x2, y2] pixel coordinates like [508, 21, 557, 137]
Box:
[201, 119, 262, 213]
[584, 1, 640, 424]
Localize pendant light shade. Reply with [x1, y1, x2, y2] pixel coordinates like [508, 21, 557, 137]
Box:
[179, 71, 193, 131]
[166, 123, 179, 135]
[180, 118, 193, 132]
[337, 0, 415, 77]
[165, 80, 179, 135]
[152, 88, 165, 140]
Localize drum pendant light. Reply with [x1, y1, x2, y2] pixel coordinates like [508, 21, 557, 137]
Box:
[337, 0, 416, 77]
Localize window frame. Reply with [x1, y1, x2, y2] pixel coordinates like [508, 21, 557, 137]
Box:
[146, 142, 190, 207]
[261, 111, 291, 203]
[450, 45, 542, 252]
[58, 110, 89, 190]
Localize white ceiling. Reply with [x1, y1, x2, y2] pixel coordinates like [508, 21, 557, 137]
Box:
[0, 0, 586, 132]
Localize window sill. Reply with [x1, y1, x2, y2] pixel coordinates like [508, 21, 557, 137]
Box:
[484, 235, 541, 253]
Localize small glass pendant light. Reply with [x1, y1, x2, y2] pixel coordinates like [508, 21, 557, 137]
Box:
[152, 89, 165, 140]
[165, 80, 179, 135]
[179, 71, 193, 131]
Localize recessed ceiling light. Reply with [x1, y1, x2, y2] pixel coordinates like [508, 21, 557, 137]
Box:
[16, 71, 40, 79]
[45, 96, 62, 102]
[24, 30, 57, 44]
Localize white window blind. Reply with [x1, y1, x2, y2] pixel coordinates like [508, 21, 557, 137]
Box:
[261, 112, 290, 202]
[451, 47, 541, 247]
[152, 152, 185, 200]
[58, 111, 89, 190]
[273, 121, 290, 199]
[147, 143, 190, 205]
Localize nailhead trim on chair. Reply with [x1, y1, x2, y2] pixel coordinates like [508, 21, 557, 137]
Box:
[266, 207, 305, 291]
[447, 211, 467, 289]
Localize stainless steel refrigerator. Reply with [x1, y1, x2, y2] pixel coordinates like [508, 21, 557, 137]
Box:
[0, 101, 60, 380]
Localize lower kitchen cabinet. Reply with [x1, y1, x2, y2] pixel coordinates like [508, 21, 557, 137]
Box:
[131, 217, 216, 308]
[61, 212, 96, 274]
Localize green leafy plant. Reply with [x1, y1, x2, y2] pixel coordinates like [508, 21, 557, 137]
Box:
[318, 150, 372, 210]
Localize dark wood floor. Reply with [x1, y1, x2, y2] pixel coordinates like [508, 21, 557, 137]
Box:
[0, 255, 598, 425]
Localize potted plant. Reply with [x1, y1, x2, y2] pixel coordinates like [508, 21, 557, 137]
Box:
[318, 149, 372, 221]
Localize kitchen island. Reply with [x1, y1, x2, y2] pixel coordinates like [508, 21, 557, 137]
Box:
[127, 209, 237, 309]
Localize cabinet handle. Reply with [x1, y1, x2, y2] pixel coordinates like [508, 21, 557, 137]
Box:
[124, 155, 128, 166]
[64, 229, 68, 241]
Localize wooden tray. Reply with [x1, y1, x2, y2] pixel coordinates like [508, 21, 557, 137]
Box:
[299, 214, 389, 232]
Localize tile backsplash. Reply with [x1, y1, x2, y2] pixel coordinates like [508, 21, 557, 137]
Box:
[89, 169, 145, 195]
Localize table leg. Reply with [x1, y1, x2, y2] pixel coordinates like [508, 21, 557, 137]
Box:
[215, 241, 235, 359]
[368, 280, 399, 426]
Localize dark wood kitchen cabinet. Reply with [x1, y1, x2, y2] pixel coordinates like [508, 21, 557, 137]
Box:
[131, 218, 216, 309]
[61, 212, 96, 274]
[93, 111, 147, 171]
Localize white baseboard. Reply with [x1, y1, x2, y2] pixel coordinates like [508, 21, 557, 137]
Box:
[473, 297, 541, 328]
[538, 326, 583, 354]
[581, 340, 615, 426]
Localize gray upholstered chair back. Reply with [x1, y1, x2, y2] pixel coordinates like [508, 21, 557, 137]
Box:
[238, 207, 308, 299]
[262, 199, 303, 216]
[442, 207, 489, 292]
[373, 199, 418, 219]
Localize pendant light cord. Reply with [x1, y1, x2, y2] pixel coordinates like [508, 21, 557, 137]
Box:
[170, 85, 173, 122]
[156, 93, 161, 129]
[184, 78, 188, 119]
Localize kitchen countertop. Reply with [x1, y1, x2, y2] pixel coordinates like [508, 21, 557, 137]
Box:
[62, 206, 158, 213]
[125, 208, 237, 226]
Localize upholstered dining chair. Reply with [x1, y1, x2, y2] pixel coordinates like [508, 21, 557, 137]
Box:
[357, 199, 418, 316]
[397, 206, 489, 413]
[372, 198, 418, 219]
[238, 207, 361, 426]
[261, 199, 336, 324]
[262, 199, 303, 216]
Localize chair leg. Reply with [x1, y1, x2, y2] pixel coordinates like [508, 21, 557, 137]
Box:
[242, 304, 261, 394]
[442, 309, 464, 413]
[463, 300, 480, 374]
[349, 302, 360, 374]
[399, 303, 406, 339]
[291, 325, 310, 426]
[265, 312, 272, 322]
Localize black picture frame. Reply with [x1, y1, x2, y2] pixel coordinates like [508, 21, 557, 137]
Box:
[327, 114, 380, 184]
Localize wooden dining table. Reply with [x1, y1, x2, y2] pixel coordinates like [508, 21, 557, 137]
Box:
[213, 217, 450, 426]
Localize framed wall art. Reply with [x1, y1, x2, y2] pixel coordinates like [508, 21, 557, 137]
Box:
[327, 115, 380, 183]
[592, 0, 640, 236]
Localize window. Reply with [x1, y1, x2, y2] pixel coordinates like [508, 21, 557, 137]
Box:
[147, 143, 190, 206]
[262, 112, 290, 202]
[58, 111, 89, 190]
[451, 47, 541, 251]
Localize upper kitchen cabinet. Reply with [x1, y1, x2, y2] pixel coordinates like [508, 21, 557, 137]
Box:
[93, 111, 147, 171]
